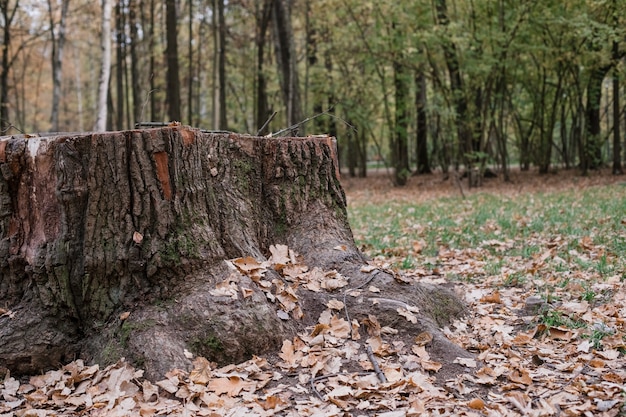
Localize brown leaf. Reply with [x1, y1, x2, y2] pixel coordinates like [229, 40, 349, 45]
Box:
[189, 357, 212, 385]
[468, 398, 485, 410]
[414, 331, 433, 346]
[479, 291, 502, 304]
[208, 376, 250, 397]
[508, 368, 532, 385]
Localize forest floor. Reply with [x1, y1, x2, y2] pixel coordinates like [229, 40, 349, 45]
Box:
[2, 168, 626, 416]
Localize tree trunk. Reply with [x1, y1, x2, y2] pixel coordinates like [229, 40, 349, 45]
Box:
[0, 1, 17, 130]
[612, 38, 622, 175]
[415, 69, 431, 174]
[0, 127, 469, 381]
[166, 0, 182, 122]
[582, 65, 610, 174]
[255, 0, 272, 134]
[433, 0, 472, 174]
[115, 2, 125, 130]
[47, 0, 70, 132]
[129, 0, 142, 126]
[273, 0, 302, 130]
[211, 0, 227, 130]
[392, 58, 410, 186]
[94, 0, 112, 132]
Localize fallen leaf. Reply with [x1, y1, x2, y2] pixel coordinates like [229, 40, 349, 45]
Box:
[468, 398, 485, 410]
[397, 307, 417, 323]
[326, 299, 344, 310]
[480, 291, 501, 304]
[189, 357, 212, 385]
[414, 332, 433, 346]
[454, 357, 477, 368]
[509, 368, 532, 385]
[208, 376, 250, 397]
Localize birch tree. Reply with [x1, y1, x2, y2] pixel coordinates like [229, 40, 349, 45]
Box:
[94, 0, 112, 132]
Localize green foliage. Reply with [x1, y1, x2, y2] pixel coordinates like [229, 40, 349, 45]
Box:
[5, 0, 626, 178]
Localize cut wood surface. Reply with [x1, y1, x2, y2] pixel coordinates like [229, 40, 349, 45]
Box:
[0, 126, 467, 379]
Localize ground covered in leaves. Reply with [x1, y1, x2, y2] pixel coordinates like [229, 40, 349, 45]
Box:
[2, 168, 626, 416]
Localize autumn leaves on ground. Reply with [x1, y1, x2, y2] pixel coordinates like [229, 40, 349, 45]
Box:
[2, 169, 626, 416]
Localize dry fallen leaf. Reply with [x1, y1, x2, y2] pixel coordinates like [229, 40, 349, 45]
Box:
[468, 398, 485, 410]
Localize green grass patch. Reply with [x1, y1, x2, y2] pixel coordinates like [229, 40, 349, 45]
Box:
[348, 184, 626, 279]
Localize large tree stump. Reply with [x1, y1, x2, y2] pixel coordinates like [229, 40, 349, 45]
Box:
[0, 127, 469, 379]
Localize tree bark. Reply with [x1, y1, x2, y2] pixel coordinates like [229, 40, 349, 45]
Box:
[392, 58, 410, 186]
[433, 0, 473, 176]
[47, 0, 70, 132]
[255, 0, 272, 134]
[0, 0, 17, 130]
[0, 127, 469, 380]
[612, 38, 622, 175]
[94, 0, 112, 132]
[166, 0, 182, 122]
[415, 69, 431, 175]
[273, 0, 302, 130]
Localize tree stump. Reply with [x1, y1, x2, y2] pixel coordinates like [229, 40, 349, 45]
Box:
[0, 127, 469, 379]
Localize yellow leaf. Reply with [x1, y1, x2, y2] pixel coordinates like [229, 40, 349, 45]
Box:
[119, 311, 130, 321]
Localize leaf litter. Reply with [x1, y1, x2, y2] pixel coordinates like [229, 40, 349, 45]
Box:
[3, 170, 626, 416]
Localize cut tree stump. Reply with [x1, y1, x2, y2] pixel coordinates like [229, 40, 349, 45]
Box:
[0, 126, 470, 379]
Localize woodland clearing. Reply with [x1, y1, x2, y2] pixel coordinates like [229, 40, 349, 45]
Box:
[1, 168, 626, 416]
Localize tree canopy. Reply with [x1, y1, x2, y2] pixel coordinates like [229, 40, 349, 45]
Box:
[0, 0, 624, 182]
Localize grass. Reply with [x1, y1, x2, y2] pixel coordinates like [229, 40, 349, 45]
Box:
[348, 182, 626, 345]
[348, 184, 626, 278]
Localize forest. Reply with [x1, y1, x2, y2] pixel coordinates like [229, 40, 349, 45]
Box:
[1, 0, 625, 185]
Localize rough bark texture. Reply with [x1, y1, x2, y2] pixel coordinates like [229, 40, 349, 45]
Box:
[0, 127, 468, 380]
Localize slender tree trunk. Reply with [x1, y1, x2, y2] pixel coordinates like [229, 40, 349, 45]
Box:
[187, 0, 193, 125]
[583, 65, 611, 174]
[166, 0, 182, 121]
[48, 0, 70, 132]
[94, 0, 112, 131]
[149, 0, 156, 121]
[115, 2, 124, 130]
[211, 0, 227, 130]
[433, 0, 472, 174]
[415, 69, 430, 174]
[612, 40, 622, 174]
[0, 0, 18, 130]
[255, 0, 272, 134]
[392, 58, 410, 186]
[273, 0, 302, 130]
[129, 0, 141, 126]
[217, 0, 227, 130]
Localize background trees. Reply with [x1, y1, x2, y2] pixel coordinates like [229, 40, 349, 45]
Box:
[0, 0, 624, 183]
